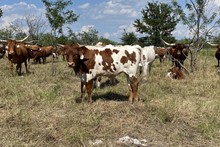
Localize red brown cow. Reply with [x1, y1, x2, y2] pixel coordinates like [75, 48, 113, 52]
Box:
[27, 45, 55, 63]
[40, 46, 56, 63]
[154, 47, 167, 63]
[161, 38, 191, 68]
[61, 44, 142, 103]
[207, 42, 220, 67]
[166, 66, 185, 80]
[2, 36, 30, 76]
[26, 45, 46, 63]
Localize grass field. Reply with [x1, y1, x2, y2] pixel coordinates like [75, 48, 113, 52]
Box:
[0, 48, 220, 146]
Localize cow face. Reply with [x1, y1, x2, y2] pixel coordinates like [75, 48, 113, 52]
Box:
[6, 39, 17, 55]
[63, 45, 80, 67]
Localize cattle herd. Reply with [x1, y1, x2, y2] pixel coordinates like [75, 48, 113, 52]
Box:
[0, 36, 218, 103]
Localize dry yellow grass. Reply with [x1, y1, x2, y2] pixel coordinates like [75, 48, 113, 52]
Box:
[0, 49, 220, 146]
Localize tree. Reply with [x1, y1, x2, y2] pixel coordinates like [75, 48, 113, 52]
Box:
[42, 0, 78, 75]
[25, 14, 48, 40]
[0, 27, 13, 39]
[42, 0, 78, 39]
[120, 29, 138, 45]
[68, 27, 99, 45]
[172, 0, 220, 72]
[134, 2, 179, 46]
[99, 37, 117, 45]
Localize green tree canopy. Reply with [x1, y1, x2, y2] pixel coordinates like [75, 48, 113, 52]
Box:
[68, 27, 99, 45]
[172, 0, 220, 72]
[134, 1, 179, 46]
[120, 30, 138, 45]
[42, 0, 78, 37]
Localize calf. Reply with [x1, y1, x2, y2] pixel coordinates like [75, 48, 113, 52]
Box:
[166, 66, 185, 80]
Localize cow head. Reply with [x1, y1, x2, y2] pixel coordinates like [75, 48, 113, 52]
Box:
[6, 39, 17, 55]
[4, 36, 29, 56]
[61, 44, 80, 68]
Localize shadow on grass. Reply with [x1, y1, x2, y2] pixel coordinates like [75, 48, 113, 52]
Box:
[75, 91, 128, 103]
[98, 78, 120, 89]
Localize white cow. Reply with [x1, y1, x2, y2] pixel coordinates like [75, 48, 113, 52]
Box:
[139, 45, 156, 79]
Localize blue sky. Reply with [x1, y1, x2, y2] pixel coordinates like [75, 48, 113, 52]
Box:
[0, 0, 220, 43]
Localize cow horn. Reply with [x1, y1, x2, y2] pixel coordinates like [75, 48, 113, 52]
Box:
[160, 37, 175, 46]
[26, 40, 38, 44]
[17, 35, 29, 42]
[207, 42, 218, 46]
[57, 44, 64, 47]
[0, 39, 7, 43]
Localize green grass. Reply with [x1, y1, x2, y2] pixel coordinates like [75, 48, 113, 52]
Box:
[0, 50, 220, 146]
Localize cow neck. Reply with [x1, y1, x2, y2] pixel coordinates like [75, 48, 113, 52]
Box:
[73, 56, 89, 74]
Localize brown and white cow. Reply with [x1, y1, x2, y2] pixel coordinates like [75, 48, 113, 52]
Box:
[161, 38, 191, 68]
[207, 42, 220, 67]
[0, 36, 30, 76]
[61, 44, 142, 103]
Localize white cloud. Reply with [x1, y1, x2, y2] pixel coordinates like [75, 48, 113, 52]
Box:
[102, 1, 138, 17]
[80, 25, 95, 33]
[0, 2, 45, 30]
[214, 0, 220, 5]
[78, 3, 90, 9]
[103, 32, 110, 38]
[173, 23, 191, 39]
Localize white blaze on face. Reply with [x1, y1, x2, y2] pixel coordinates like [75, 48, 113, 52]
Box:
[80, 54, 84, 60]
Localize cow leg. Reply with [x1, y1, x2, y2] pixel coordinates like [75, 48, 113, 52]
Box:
[85, 80, 94, 103]
[24, 60, 30, 74]
[127, 83, 133, 103]
[16, 63, 22, 76]
[218, 60, 219, 67]
[141, 62, 149, 81]
[93, 77, 101, 88]
[9, 61, 13, 75]
[127, 76, 138, 103]
[43, 57, 46, 64]
[130, 76, 139, 102]
[80, 81, 86, 102]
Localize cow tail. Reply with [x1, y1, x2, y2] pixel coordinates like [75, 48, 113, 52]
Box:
[138, 48, 145, 85]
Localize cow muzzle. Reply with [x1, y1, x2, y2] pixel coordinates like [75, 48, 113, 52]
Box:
[68, 62, 75, 67]
[8, 51, 15, 55]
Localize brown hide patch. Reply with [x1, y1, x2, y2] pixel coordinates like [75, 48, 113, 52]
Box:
[99, 49, 114, 71]
[113, 49, 119, 54]
[78, 46, 96, 71]
[121, 50, 137, 64]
